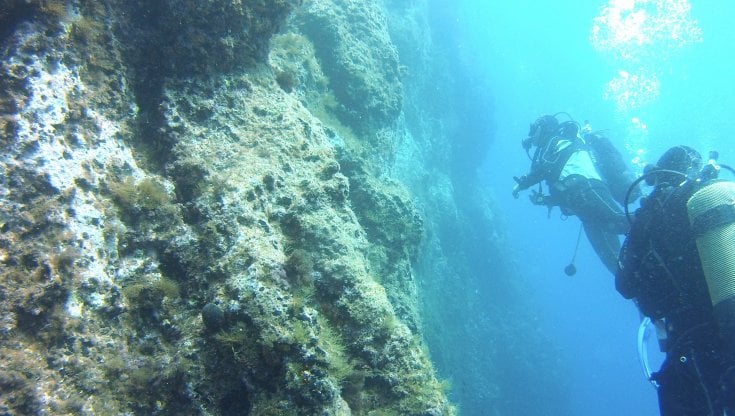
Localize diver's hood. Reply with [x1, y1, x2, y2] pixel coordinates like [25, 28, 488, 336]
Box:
[524, 115, 559, 150]
[646, 145, 703, 185]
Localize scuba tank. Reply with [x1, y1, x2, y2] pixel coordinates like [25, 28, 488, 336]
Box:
[687, 180, 735, 312]
[586, 133, 641, 205]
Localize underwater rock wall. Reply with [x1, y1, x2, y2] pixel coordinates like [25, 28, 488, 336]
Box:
[295, 0, 403, 134]
[384, 1, 572, 414]
[0, 0, 454, 415]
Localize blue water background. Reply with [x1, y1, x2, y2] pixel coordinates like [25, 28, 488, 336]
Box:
[429, 1, 735, 415]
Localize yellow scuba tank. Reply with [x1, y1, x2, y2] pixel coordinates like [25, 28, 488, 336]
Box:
[687, 181, 735, 307]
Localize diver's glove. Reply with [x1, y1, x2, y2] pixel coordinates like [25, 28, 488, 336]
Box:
[529, 189, 557, 218]
[512, 176, 526, 199]
[529, 189, 549, 206]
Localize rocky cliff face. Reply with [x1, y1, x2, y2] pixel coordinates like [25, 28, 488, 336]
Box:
[0, 0, 454, 415]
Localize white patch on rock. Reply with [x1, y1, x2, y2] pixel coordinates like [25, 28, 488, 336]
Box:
[7, 30, 148, 308]
[65, 291, 83, 317]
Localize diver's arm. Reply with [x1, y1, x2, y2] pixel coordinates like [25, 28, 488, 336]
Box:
[511, 169, 544, 198]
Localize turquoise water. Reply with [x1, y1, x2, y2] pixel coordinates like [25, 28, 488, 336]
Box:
[433, 0, 735, 414]
[4, 1, 733, 414]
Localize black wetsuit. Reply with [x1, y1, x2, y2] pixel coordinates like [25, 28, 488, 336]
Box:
[516, 134, 629, 275]
[617, 179, 735, 415]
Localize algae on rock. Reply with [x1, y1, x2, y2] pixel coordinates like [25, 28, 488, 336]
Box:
[295, 0, 403, 135]
[0, 0, 457, 414]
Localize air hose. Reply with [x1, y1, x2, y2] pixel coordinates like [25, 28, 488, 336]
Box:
[637, 317, 660, 388]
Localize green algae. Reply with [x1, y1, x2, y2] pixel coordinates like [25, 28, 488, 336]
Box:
[0, 0, 458, 414]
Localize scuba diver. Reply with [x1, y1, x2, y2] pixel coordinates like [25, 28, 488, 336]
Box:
[617, 145, 735, 415]
[512, 113, 640, 275]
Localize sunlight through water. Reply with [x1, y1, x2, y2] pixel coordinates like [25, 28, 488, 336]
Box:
[591, 0, 703, 112]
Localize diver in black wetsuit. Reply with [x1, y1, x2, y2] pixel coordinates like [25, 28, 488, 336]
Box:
[617, 145, 735, 415]
[512, 113, 639, 275]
